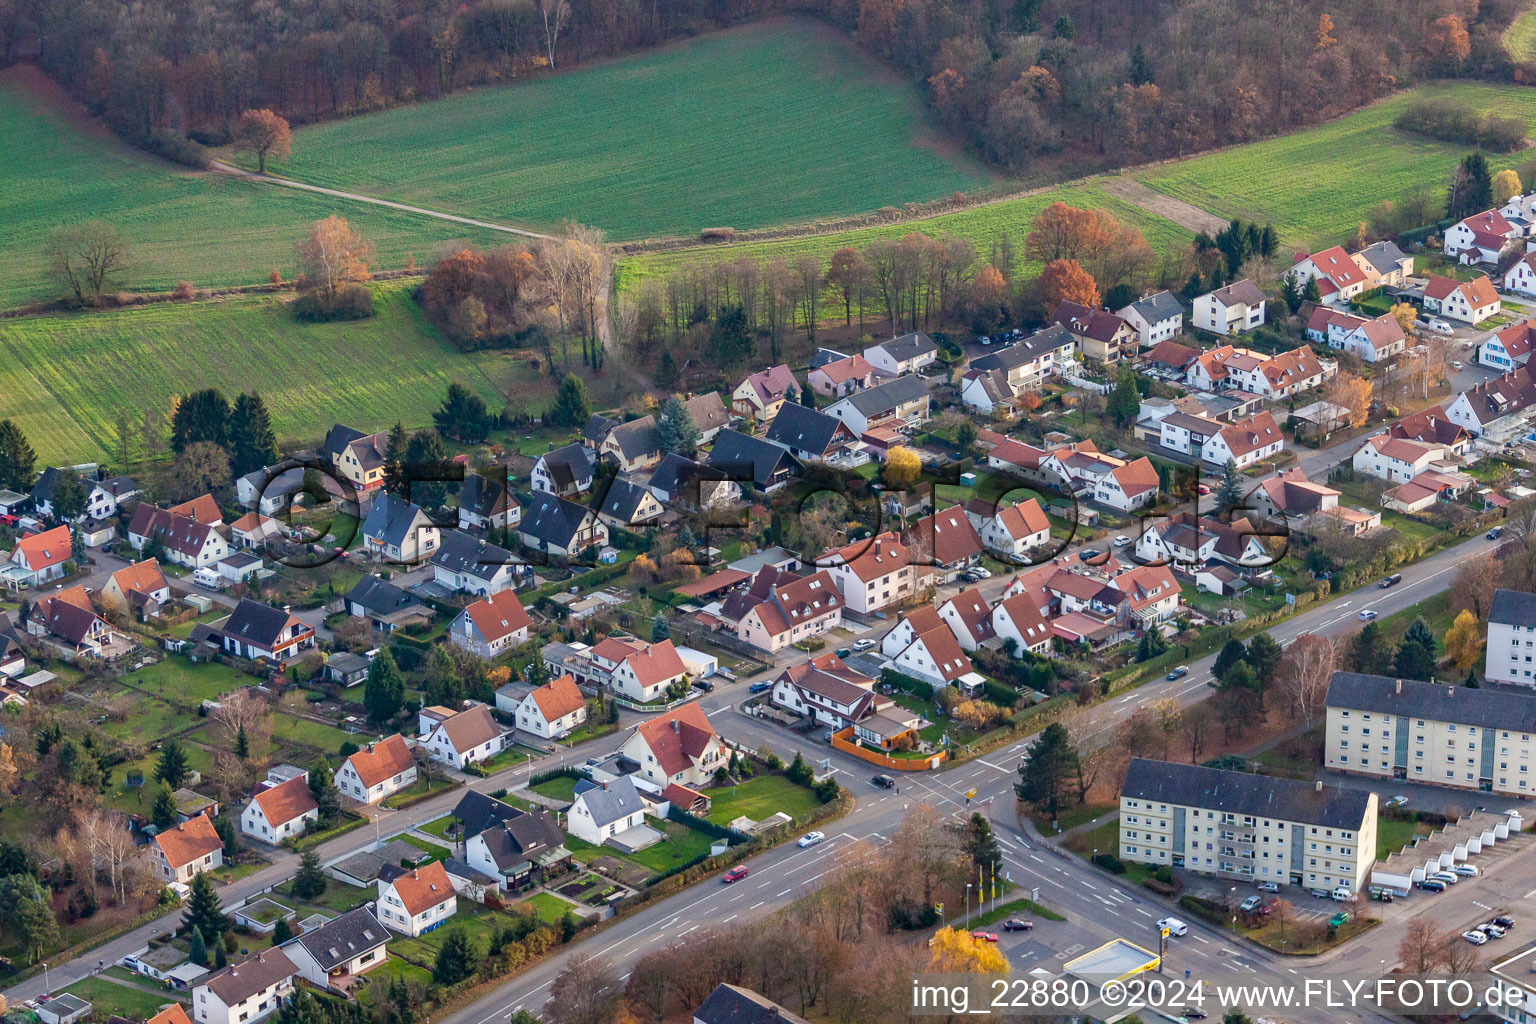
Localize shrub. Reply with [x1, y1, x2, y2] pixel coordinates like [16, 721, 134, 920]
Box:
[172, 280, 195, 301]
[292, 283, 374, 322]
[146, 128, 211, 168]
[1394, 99, 1528, 151]
[887, 896, 939, 930]
[1093, 852, 1127, 874]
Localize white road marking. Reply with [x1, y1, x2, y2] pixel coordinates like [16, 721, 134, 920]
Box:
[749, 901, 765, 909]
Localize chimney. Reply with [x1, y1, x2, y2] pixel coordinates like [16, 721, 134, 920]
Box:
[1395, 679, 1402, 695]
[1315, 780, 1323, 793]
[671, 720, 680, 733]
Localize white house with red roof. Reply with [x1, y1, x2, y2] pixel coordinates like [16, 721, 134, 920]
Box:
[128, 503, 229, 569]
[770, 653, 881, 730]
[882, 606, 984, 693]
[333, 734, 417, 805]
[1503, 253, 1536, 298]
[1444, 209, 1519, 264]
[4, 524, 73, 587]
[376, 861, 457, 936]
[241, 772, 319, 843]
[991, 592, 1052, 655]
[1326, 311, 1406, 364]
[586, 635, 689, 702]
[1481, 319, 1536, 371]
[1423, 274, 1501, 325]
[1200, 411, 1285, 471]
[1110, 564, 1181, 626]
[808, 354, 885, 397]
[1216, 346, 1330, 398]
[937, 588, 999, 649]
[973, 498, 1051, 560]
[732, 568, 842, 653]
[1351, 434, 1450, 484]
[905, 506, 983, 583]
[449, 590, 531, 660]
[513, 674, 588, 739]
[1289, 247, 1369, 303]
[150, 812, 224, 883]
[1094, 456, 1161, 511]
[821, 531, 916, 614]
[1052, 300, 1135, 362]
[619, 702, 726, 789]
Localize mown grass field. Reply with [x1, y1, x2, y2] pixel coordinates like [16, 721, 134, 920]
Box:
[1137, 82, 1536, 250]
[259, 19, 988, 241]
[1506, 6, 1536, 64]
[0, 72, 510, 311]
[0, 283, 514, 464]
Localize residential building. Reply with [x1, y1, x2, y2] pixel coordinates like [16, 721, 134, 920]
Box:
[770, 653, 880, 730]
[863, 332, 938, 375]
[593, 474, 665, 529]
[334, 735, 417, 805]
[464, 807, 570, 891]
[1324, 670, 1536, 798]
[936, 588, 998, 650]
[618, 703, 727, 789]
[31, 468, 137, 521]
[1110, 564, 1182, 626]
[1387, 407, 1473, 455]
[191, 949, 297, 1024]
[991, 591, 1052, 655]
[823, 376, 931, 435]
[727, 567, 843, 653]
[1119, 757, 1376, 893]
[1444, 209, 1518, 264]
[531, 444, 595, 497]
[647, 454, 739, 512]
[1144, 339, 1201, 377]
[763, 403, 860, 465]
[241, 774, 318, 843]
[1351, 240, 1413, 287]
[567, 775, 649, 846]
[822, 531, 916, 614]
[218, 600, 316, 662]
[970, 324, 1076, 389]
[281, 906, 387, 991]
[518, 492, 608, 557]
[1289, 246, 1369, 302]
[1351, 435, 1449, 484]
[1134, 512, 1269, 570]
[706, 428, 800, 494]
[228, 512, 282, 550]
[905, 505, 983, 583]
[149, 813, 224, 883]
[1327, 312, 1406, 364]
[600, 416, 664, 472]
[682, 392, 732, 444]
[1116, 290, 1184, 347]
[1201, 412, 1285, 471]
[100, 558, 172, 620]
[514, 674, 587, 738]
[418, 703, 505, 769]
[127, 505, 229, 569]
[346, 576, 432, 633]
[1486, 589, 1536, 686]
[324, 425, 389, 494]
[1480, 319, 1536, 371]
[731, 364, 799, 421]
[1093, 456, 1161, 511]
[1503, 252, 1536, 298]
[1382, 468, 1475, 513]
[583, 635, 688, 702]
[694, 985, 811, 1024]
[457, 472, 520, 532]
[376, 861, 457, 936]
[1443, 365, 1536, 440]
[973, 498, 1051, 561]
[808, 354, 883, 397]
[361, 493, 438, 564]
[30, 586, 111, 655]
[1192, 279, 1267, 335]
[432, 531, 525, 596]
[1053, 299, 1135, 362]
[881, 606, 983, 693]
[1422, 274, 1501, 325]
[1246, 468, 1342, 523]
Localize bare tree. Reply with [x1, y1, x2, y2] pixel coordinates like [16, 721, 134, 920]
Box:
[1276, 633, 1336, 727]
[537, 0, 572, 68]
[1180, 701, 1218, 763]
[1397, 918, 1448, 973]
[48, 220, 129, 303]
[545, 956, 622, 1024]
[209, 689, 270, 749]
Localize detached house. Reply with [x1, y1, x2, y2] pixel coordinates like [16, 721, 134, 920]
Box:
[584, 636, 688, 702]
[1388, 407, 1472, 456]
[450, 590, 532, 660]
[863, 332, 938, 375]
[1481, 319, 1536, 371]
[192, 949, 297, 1024]
[241, 773, 318, 843]
[619, 702, 727, 789]
[1193, 279, 1267, 335]
[1135, 512, 1270, 570]
[31, 468, 137, 521]
[32, 586, 111, 654]
[1111, 564, 1181, 626]
[1503, 253, 1536, 299]
[323, 425, 389, 494]
[1116, 290, 1185, 347]
[1247, 467, 1343, 522]
[150, 812, 224, 883]
[531, 444, 596, 497]
[567, 775, 649, 847]
[1326, 311, 1406, 364]
[682, 392, 732, 444]
[991, 592, 1052, 655]
[334, 734, 417, 805]
[905, 506, 983, 583]
[600, 417, 664, 472]
[1289, 246, 1368, 303]
[707, 428, 799, 494]
[346, 575, 431, 633]
[218, 599, 315, 662]
[518, 492, 607, 557]
[824, 375, 931, 435]
[4, 524, 72, 587]
[1351, 435, 1449, 484]
[971, 498, 1052, 561]
[731, 364, 799, 421]
[728, 566, 843, 653]
[418, 703, 505, 769]
[1351, 240, 1413, 287]
[1224, 346, 1329, 398]
[281, 906, 388, 992]
[808, 354, 883, 397]
[1053, 299, 1135, 363]
[465, 807, 570, 891]
[647, 454, 738, 512]
[1094, 457, 1161, 511]
[764, 403, 860, 465]
[592, 475, 665, 529]
[822, 531, 916, 614]
[1145, 339, 1201, 377]
[376, 860, 457, 936]
[1423, 274, 1501, 325]
[1443, 366, 1536, 440]
[1203, 412, 1285, 471]
[432, 531, 525, 597]
[1444, 209, 1518, 264]
[361, 494, 438, 564]
[128, 505, 229, 569]
[961, 327, 1076, 413]
[770, 652, 880, 730]
[514, 674, 587, 739]
[937, 588, 998, 649]
[100, 558, 171, 620]
[881, 606, 983, 693]
[457, 472, 520, 532]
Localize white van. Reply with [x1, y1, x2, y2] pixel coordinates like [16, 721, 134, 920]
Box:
[1157, 917, 1188, 937]
[1331, 886, 1353, 902]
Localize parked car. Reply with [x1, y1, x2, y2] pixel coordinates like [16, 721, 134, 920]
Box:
[1454, 864, 1478, 877]
[1481, 923, 1506, 939]
[970, 931, 999, 943]
[1495, 916, 1516, 929]
[1463, 930, 1488, 945]
[1239, 896, 1264, 912]
[1428, 319, 1454, 336]
[1489, 527, 1505, 540]
[1309, 888, 1329, 899]
[970, 566, 991, 578]
[1257, 882, 1280, 893]
[691, 679, 714, 692]
[1157, 917, 1188, 936]
[1451, 360, 1463, 369]
[1180, 1009, 1207, 1020]
[798, 831, 825, 848]
[1418, 879, 1446, 893]
[1166, 666, 1190, 681]
[1430, 871, 1459, 886]
[1329, 912, 1351, 928]
[1080, 548, 1103, 560]
[748, 681, 773, 694]
[871, 774, 896, 789]
[852, 638, 876, 651]
[722, 866, 749, 884]
[1113, 535, 1131, 547]
[1331, 887, 1353, 901]
[1379, 574, 1402, 588]
[1197, 484, 1212, 495]
[835, 648, 852, 658]
[1002, 919, 1033, 932]
[1387, 795, 1409, 807]
[1357, 610, 1377, 621]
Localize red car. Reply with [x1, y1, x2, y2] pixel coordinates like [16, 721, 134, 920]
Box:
[722, 866, 749, 884]
[970, 930, 999, 943]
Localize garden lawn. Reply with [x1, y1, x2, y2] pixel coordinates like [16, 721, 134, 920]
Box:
[125, 659, 250, 707]
[64, 978, 186, 1020]
[0, 72, 509, 312]
[357, 956, 434, 1004]
[530, 776, 580, 803]
[1507, 7, 1536, 64]
[0, 284, 508, 465]
[277, 877, 373, 914]
[397, 834, 452, 860]
[704, 776, 824, 826]
[273, 713, 374, 754]
[1138, 82, 1536, 250]
[521, 892, 576, 926]
[258, 20, 986, 241]
[90, 692, 189, 744]
[1376, 817, 1434, 860]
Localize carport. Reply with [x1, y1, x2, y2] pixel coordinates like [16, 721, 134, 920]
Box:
[1371, 809, 1523, 890]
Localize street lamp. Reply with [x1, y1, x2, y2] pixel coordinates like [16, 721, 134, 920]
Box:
[965, 883, 973, 927]
[42, 962, 49, 995]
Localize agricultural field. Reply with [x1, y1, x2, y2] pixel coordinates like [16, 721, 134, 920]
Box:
[0, 283, 517, 464]
[255, 20, 989, 242]
[1138, 82, 1536, 250]
[1506, 6, 1536, 64]
[0, 71, 509, 311]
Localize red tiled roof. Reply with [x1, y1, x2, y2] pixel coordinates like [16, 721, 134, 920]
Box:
[1305, 246, 1365, 288]
[153, 812, 222, 869]
[826, 531, 909, 584]
[464, 590, 531, 645]
[251, 775, 317, 828]
[110, 558, 168, 598]
[907, 506, 983, 567]
[528, 675, 586, 722]
[344, 734, 415, 789]
[168, 494, 223, 524]
[387, 861, 455, 917]
[633, 703, 718, 777]
[12, 525, 71, 572]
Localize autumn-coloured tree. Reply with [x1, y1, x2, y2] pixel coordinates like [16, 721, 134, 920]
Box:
[1495, 169, 1524, 206]
[1427, 15, 1470, 65]
[1316, 12, 1337, 48]
[928, 927, 1009, 973]
[1389, 302, 1417, 336]
[1325, 371, 1371, 430]
[952, 700, 1006, 730]
[1023, 203, 1152, 289]
[233, 109, 292, 174]
[1037, 259, 1099, 311]
[1444, 610, 1484, 673]
[882, 446, 922, 489]
[296, 215, 372, 299]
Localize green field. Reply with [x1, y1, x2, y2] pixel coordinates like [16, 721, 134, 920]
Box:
[704, 776, 824, 825]
[1138, 82, 1536, 250]
[0, 73, 509, 311]
[257, 20, 987, 241]
[64, 977, 185, 1020]
[1506, 6, 1536, 63]
[0, 283, 512, 464]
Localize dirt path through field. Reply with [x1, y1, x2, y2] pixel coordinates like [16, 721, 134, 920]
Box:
[1099, 176, 1229, 235]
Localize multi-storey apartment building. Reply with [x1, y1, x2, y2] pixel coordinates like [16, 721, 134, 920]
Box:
[1487, 589, 1536, 687]
[1119, 757, 1376, 894]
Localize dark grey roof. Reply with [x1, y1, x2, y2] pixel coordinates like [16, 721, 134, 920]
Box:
[582, 414, 620, 444]
[347, 575, 425, 618]
[648, 453, 725, 501]
[1325, 670, 1536, 733]
[1356, 240, 1407, 276]
[971, 326, 1074, 373]
[833, 375, 931, 417]
[695, 984, 811, 1024]
[289, 906, 387, 970]
[222, 599, 298, 647]
[461, 472, 514, 520]
[520, 491, 595, 548]
[30, 466, 62, 505]
[362, 493, 429, 548]
[571, 775, 645, 826]
[451, 790, 524, 839]
[873, 331, 937, 362]
[1127, 290, 1184, 324]
[323, 424, 366, 458]
[431, 530, 515, 580]
[1490, 589, 1536, 628]
[440, 857, 499, 886]
[807, 348, 850, 369]
[592, 475, 655, 523]
[1121, 757, 1372, 830]
[201, 949, 298, 1004]
[607, 416, 661, 460]
[707, 429, 799, 490]
[477, 808, 565, 869]
[764, 403, 849, 456]
[538, 444, 594, 491]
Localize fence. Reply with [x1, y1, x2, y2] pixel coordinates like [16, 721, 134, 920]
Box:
[830, 726, 946, 771]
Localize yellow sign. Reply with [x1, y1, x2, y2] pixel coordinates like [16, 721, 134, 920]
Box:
[965, 788, 977, 799]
